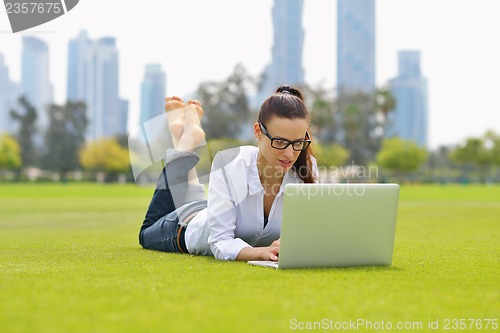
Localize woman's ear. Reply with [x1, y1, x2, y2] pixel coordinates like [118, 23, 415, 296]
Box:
[253, 122, 261, 140]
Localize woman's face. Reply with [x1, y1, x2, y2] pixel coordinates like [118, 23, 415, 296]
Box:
[255, 116, 309, 178]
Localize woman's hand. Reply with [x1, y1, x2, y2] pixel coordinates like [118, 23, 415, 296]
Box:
[235, 238, 280, 261]
[266, 238, 280, 261]
[271, 238, 280, 248]
[264, 239, 280, 261]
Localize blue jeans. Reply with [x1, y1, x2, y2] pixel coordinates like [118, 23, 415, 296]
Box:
[139, 151, 207, 253]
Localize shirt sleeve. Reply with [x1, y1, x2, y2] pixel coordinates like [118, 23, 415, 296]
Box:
[206, 150, 252, 260]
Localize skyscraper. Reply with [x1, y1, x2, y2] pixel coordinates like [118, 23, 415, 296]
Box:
[67, 30, 91, 103]
[21, 36, 53, 130]
[0, 54, 18, 135]
[337, 0, 376, 94]
[258, 0, 305, 98]
[140, 64, 166, 125]
[388, 51, 428, 147]
[67, 31, 129, 140]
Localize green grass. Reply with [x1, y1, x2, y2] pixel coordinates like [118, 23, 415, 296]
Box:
[0, 183, 499, 333]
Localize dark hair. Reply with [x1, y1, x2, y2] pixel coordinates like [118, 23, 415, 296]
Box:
[257, 85, 316, 183]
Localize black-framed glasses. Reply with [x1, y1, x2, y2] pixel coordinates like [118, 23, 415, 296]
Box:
[259, 122, 311, 151]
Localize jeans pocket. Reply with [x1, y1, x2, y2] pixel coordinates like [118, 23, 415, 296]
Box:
[159, 214, 180, 252]
[142, 213, 179, 252]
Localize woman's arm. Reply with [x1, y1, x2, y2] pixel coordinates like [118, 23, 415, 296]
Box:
[207, 149, 253, 260]
[236, 239, 280, 261]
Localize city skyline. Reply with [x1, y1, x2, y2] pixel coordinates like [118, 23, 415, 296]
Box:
[67, 32, 128, 139]
[1, 0, 499, 149]
[337, 0, 376, 94]
[264, 0, 305, 91]
[0, 54, 18, 134]
[257, 0, 305, 106]
[21, 36, 53, 131]
[140, 64, 166, 125]
[389, 51, 428, 147]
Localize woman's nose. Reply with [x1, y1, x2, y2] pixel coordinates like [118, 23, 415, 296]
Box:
[283, 145, 295, 158]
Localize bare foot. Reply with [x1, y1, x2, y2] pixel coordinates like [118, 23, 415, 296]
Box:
[165, 96, 185, 146]
[175, 103, 206, 152]
[186, 99, 204, 120]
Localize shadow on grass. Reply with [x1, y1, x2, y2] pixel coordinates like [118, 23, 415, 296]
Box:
[136, 248, 406, 274]
[258, 265, 405, 273]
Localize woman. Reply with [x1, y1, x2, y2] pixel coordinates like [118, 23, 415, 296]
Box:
[139, 85, 317, 261]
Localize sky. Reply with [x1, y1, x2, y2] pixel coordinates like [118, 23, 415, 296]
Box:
[1, 0, 499, 149]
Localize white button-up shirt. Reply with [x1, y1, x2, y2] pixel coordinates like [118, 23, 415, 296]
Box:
[185, 146, 316, 260]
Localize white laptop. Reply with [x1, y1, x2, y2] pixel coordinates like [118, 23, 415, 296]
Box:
[248, 183, 400, 269]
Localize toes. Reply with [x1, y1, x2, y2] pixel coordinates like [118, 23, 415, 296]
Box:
[170, 96, 184, 102]
[188, 99, 201, 106]
[165, 96, 185, 112]
[186, 99, 204, 118]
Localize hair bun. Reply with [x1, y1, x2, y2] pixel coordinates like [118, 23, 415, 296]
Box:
[275, 85, 303, 101]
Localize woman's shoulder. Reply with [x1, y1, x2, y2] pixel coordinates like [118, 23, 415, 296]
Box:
[209, 146, 257, 199]
[212, 145, 257, 167]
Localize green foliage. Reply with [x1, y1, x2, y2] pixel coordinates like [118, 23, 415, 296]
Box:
[491, 137, 500, 166]
[375, 86, 396, 119]
[301, 84, 336, 143]
[0, 184, 498, 332]
[377, 137, 428, 174]
[451, 137, 491, 168]
[313, 142, 350, 167]
[335, 88, 396, 165]
[337, 92, 376, 164]
[450, 131, 500, 183]
[41, 101, 88, 175]
[79, 138, 130, 173]
[451, 131, 500, 165]
[0, 133, 22, 170]
[9, 96, 38, 166]
[197, 63, 256, 140]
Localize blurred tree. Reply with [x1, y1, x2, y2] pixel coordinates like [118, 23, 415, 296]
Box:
[451, 132, 500, 183]
[490, 133, 500, 182]
[0, 133, 22, 171]
[10, 96, 38, 167]
[376, 138, 428, 181]
[301, 84, 337, 143]
[114, 134, 129, 150]
[313, 142, 350, 168]
[336, 88, 396, 165]
[113, 134, 134, 181]
[375, 86, 396, 131]
[79, 138, 130, 182]
[197, 63, 255, 140]
[484, 131, 500, 166]
[343, 102, 367, 164]
[451, 138, 490, 166]
[40, 101, 87, 180]
[425, 145, 457, 183]
[337, 92, 376, 165]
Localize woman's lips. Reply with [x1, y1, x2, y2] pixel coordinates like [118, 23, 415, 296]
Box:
[278, 159, 293, 168]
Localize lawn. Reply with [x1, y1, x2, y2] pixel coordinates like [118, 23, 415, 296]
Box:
[0, 183, 498, 333]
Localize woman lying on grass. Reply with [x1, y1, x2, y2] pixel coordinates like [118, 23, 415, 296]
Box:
[139, 85, 318, 261]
